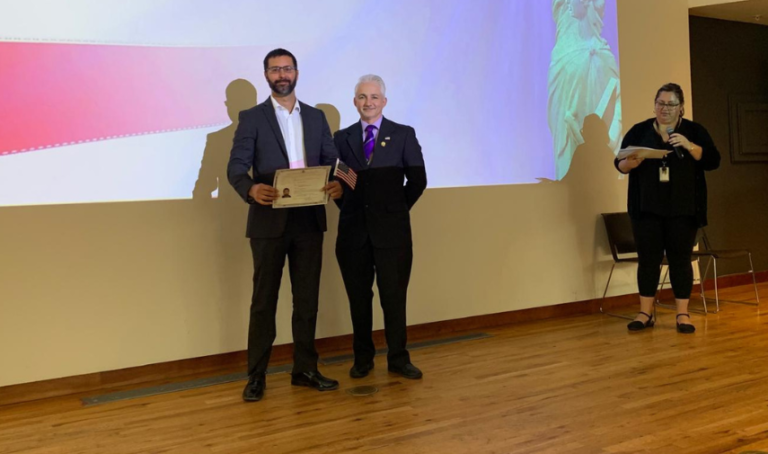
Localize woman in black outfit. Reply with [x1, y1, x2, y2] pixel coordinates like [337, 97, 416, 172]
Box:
[615, 83, 720, 333]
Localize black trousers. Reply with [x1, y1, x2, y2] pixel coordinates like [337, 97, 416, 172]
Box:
[631, 213, 698, 299]
[336, 237, 413, 368]
[247, 229, 323, 377]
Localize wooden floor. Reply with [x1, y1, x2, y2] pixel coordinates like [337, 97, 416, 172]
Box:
[2, 283, 768, 454]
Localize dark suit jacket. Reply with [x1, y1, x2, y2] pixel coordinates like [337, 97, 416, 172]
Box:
[334, 117, 427, 249]
[228, 98, 338, 238]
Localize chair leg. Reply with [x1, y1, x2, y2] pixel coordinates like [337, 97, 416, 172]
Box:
[601, 263, 615, 305]
[700, 257, 713, 313]
[713, 258, 720, 313]
[697, 257, 708, 315]
[749, 253, 760, 304]
[600, 263, 633, 320]
[707, 253, 759, 308]
[656, 266, 669, 305]
[696, 258, 709, 315]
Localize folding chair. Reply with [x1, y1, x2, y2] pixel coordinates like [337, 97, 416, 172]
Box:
[656, 228, 760, 313]
[600, 212, 658, 320]
[692, 228, 759, 312]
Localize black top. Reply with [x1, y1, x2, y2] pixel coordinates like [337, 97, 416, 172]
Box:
[614, 118, 720, 226]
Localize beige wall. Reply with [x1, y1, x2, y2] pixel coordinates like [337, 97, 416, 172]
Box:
[0, 0, 694, 387]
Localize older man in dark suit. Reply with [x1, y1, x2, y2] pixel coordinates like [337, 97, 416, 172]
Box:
[334, 75, 427, 380]
[228, 48, 342, 402]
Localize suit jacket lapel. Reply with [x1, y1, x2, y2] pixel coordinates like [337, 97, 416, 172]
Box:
[371, 117, 395, 166]
[299, 102, 313, 166]
[261, 98, 290, 165]
[346, 122, 366, 168]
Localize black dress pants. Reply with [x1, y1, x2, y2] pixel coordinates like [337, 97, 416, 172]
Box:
[247, 209, 322, 377]
[336, 237, 413, 368]
[631, 213, 698, 299]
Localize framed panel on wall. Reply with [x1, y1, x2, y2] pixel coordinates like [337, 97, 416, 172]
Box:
[728, 94, 768, 163]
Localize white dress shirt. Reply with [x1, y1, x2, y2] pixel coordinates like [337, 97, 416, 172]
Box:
[271, 96, 305, 169]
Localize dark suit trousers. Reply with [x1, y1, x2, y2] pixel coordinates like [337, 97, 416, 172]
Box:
[336, 237, 413, 368]
[248, 209, 322, 377]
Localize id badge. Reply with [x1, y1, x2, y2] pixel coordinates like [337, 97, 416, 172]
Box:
[659, 166, 670, 183]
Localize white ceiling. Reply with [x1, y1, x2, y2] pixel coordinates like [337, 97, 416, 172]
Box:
[690, 0, 768, 26]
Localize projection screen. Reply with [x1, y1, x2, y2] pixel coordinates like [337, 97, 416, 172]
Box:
[0, 0, 621, 206]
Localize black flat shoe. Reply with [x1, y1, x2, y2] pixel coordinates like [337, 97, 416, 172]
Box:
[388, 363, 423, 380]
[242, 374, 266, 402]
[290, 371, 339, 391]
[627, 311, 654, 331]
[349, 361, 374, 379]
[676, 313, 696, 334]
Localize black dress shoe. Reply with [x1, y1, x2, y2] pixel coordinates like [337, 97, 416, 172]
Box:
[388, 363, 423, 380]
[242, 374, 266, 402]
[627, 311, 654, 331]
[349, 361, 374, 379]
[290, 371, 339, 391]
[676, 313, 696, 334]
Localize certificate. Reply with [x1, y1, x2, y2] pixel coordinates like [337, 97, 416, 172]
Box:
[617, 146, 672, 160]
[272, 166, 331, 209]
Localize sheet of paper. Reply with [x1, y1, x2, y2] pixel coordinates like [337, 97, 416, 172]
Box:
[617, 146, 671, 160]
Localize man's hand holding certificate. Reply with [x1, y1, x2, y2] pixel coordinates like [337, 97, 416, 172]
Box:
[272, 166, 341, 209]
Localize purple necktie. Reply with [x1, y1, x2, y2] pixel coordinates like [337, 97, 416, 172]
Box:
[364, 124, 376, 163]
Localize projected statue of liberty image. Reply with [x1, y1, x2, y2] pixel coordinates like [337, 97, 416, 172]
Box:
[548, 0, 621, 180]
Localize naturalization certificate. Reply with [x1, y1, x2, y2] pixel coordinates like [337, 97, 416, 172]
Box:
[272, 166, 331, 209]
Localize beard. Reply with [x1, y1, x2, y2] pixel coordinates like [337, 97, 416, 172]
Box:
[269, 78, 297, 96]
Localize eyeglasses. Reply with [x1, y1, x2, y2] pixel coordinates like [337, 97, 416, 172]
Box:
[655, 101, 680, 110]
[266, 66, 296, 75]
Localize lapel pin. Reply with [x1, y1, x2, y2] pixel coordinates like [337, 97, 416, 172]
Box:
[385, 137, 390, 140]
[381, 141, 387, 147]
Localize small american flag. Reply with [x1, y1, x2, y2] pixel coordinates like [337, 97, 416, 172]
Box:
[334, 158, 357, 190]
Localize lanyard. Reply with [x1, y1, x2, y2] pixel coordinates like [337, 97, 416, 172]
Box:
[654, 118, 681, 167]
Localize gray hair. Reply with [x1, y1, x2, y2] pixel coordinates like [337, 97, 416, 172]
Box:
[354, 74, 386, 97]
